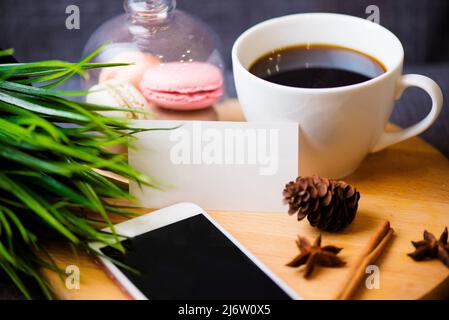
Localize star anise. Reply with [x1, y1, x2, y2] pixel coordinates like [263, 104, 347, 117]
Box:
[408, 227, 449, 268]
[286, 234, 346, 278]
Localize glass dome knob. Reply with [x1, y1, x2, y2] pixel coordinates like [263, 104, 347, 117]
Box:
[124, 0, 176, 20]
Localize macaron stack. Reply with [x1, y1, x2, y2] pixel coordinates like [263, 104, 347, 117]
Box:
[89, 51, 224, 122]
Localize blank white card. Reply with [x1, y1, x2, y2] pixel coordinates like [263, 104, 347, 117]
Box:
[129, 120, 299, 212]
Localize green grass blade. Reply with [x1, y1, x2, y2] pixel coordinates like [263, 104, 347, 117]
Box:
[0, 173, 78, 243]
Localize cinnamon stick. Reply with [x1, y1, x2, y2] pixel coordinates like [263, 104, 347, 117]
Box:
[336, 220, 393, 300]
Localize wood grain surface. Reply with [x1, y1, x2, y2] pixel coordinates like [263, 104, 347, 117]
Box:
[41, 100, 449, 300]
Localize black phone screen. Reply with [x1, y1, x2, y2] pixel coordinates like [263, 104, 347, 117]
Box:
[101, 214, 293, 300]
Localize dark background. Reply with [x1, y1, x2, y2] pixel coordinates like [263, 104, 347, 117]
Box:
[2, 0, 448, 157]
[0, 0, 448, 299]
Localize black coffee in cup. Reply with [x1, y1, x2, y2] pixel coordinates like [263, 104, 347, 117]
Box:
[249, 44, 386, 89]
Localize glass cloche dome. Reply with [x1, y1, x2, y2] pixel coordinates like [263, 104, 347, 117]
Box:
[83, 0, 225, 120]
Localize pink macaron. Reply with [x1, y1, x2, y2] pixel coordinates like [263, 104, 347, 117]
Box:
[139, 62, 224, 110]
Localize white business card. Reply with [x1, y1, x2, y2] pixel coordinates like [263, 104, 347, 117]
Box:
[129, 120, 299, 212]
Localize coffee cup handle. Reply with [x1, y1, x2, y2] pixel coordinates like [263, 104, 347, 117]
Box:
[370, 74, 443, 153]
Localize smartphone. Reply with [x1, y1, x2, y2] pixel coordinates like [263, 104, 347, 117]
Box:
[90, 203, 299, 300]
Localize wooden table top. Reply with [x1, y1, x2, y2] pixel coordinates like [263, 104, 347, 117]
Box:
[42, 100, 449, 300]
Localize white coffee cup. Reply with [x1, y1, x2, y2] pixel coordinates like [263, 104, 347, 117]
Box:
[232, 13, 443, 178]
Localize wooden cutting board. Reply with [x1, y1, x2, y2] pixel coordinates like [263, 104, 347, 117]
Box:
[41, 100, 449, 300]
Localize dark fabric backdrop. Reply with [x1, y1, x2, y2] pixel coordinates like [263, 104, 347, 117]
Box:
[0, 0, 448, 299]
[1, 0, 447, 159]
[1, 0, 449, 64]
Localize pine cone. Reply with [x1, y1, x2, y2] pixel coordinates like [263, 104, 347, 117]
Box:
[283, 176, 360, 232]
